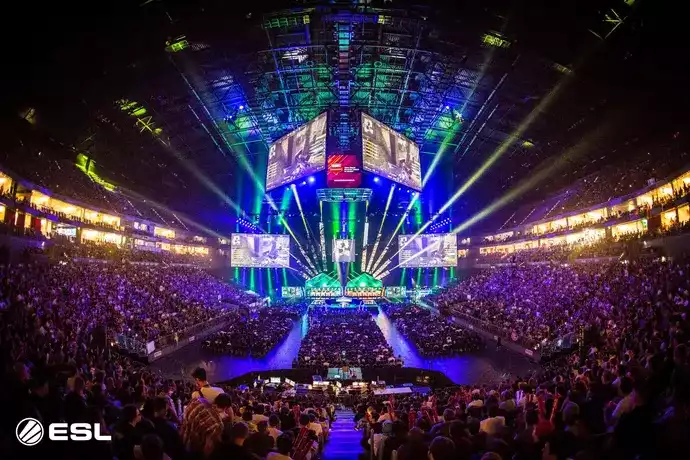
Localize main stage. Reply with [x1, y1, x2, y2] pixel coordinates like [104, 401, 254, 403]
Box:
[219, 367, 455, 388]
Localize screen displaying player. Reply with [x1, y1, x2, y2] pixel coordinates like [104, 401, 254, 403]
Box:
[384, 286, 407, 297]
[231, 233, 291, 267]
[327, 367, 363, 380]
[398, 233, 457, 267]
[362, 113, 422, 191]
[333, 239, 355, 262]
[281, 287, 305, 298]
[266, 112, 327, 191]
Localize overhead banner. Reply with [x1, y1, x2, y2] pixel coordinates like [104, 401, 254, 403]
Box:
[231, 233, 290, 267]
[266, 112, 327, 191]
[398, 233, 457, 267]
[362, 113, 422, 191]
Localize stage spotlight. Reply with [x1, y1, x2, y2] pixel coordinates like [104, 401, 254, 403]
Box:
[373, 177, 380, 183]
[445, 105, 450, 110]
[301, 181, 307, 186]
[308, 176, 315, 184]
[239, 105, 245, 110]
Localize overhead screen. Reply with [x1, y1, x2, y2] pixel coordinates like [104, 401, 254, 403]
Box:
[266, 112, 327, 191]
[333, 239, 355, 262]
[231, 233, 290, 267]
[398, 233, 458, 267]
[327, 154, 362, 188]
[362, 113, 422, 191]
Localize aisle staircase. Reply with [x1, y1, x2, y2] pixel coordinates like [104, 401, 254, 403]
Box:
[322, 408, 365, 460]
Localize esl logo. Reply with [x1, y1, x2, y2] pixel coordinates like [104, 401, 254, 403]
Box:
[16, 418, 111, 446]
[16, 418, 43, 446]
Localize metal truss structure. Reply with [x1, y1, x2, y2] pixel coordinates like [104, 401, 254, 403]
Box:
[164, 4, 552, 167]
[317, 188, 372, 202]
[44, 0, 641, 228]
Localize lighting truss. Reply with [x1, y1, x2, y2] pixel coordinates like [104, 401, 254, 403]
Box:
[165, 5, 503, 163]
[316, 188, 373, 202]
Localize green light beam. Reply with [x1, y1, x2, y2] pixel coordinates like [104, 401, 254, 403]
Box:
[366, 184, 396, 273]
[291, 184, 323, 271]
[360, 201, 370, 273]
[369, 192, 419, 274]
[422, 120, 462, 187]
[449, 127, 607, 237]
[381, 75, 573, 268]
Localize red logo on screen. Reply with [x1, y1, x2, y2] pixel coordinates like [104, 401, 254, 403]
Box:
[327, 154, 361, 187]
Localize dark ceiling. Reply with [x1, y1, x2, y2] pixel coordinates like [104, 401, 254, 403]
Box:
[1, 0, 688, 235]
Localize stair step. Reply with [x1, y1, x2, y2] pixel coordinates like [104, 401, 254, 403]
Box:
[322, 410, 365, 460]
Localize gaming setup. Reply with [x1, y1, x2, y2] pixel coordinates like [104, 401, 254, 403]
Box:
[231, 111, 457, 307]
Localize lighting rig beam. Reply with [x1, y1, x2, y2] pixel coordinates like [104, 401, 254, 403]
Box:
[365, 184, 396, 273]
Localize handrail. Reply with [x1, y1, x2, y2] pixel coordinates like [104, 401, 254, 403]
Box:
[449, 309, 538, 350]
[154, 308, 239, 349]
[117, 308, 240, 354]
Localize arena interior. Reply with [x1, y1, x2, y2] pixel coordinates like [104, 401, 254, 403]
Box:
[2, 1, 690, 459]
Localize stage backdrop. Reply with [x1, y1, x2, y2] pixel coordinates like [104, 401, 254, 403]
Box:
[231, 233, 290, 268]
[398, 233, 458, 267]
[361, 113, 422, 191]
[266, 112, 327, 191]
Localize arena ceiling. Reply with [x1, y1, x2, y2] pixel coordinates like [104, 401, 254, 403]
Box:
[2, 0, 688, 235]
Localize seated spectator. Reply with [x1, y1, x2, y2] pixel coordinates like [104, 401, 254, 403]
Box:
[267, 433, 295, 460]
[245, 420, 275, 458]
[209, 421, 255, 460]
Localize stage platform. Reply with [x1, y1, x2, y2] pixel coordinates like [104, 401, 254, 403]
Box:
[309, 297, 379, 309]
[219, 367, 455, 388]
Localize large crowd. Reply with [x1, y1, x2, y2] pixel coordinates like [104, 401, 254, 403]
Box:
[294, 309, 400, 369]
[433, 258, 690, 354]
[202, 307, 305, 357]
[475, 237, 634, 265]
[381, 304, 483, 357]
[49, 239, 213, 266]
[1, 247, 690, 459]
[0, 261, 252, 352]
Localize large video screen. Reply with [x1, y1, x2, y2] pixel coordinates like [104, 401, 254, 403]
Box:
[398, 233, 457, 267]
[385, 286, 407, 298]
[333, 239, 355, 262]
[282, 287, 305, 298]
[327, 367, 363, 380]
[231, 233, 290, 267]
[266, 112, 328, 191]
[362, 113, 422, 191]
[327, 154, 362, 188]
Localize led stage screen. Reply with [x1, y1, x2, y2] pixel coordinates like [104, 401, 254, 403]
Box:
[327, 367, 363, 380]
[333, 239, 355, 262]
[282, 287, 304, 298]
[362, 113, 422, 191]
[385, 286, 407, 297]
[306, 287, 343, 298]
[266, 112, 327, 191]
[398, 233, 458, 267]
[327, 154, 362, 188]
[231, 233, 290, 268]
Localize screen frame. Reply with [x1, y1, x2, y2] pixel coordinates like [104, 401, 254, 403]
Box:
[361, 113, 423, 191]
[230, 233, 291, 268]
[265, 112, 328, 191]
[397, 233, 458, 267]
